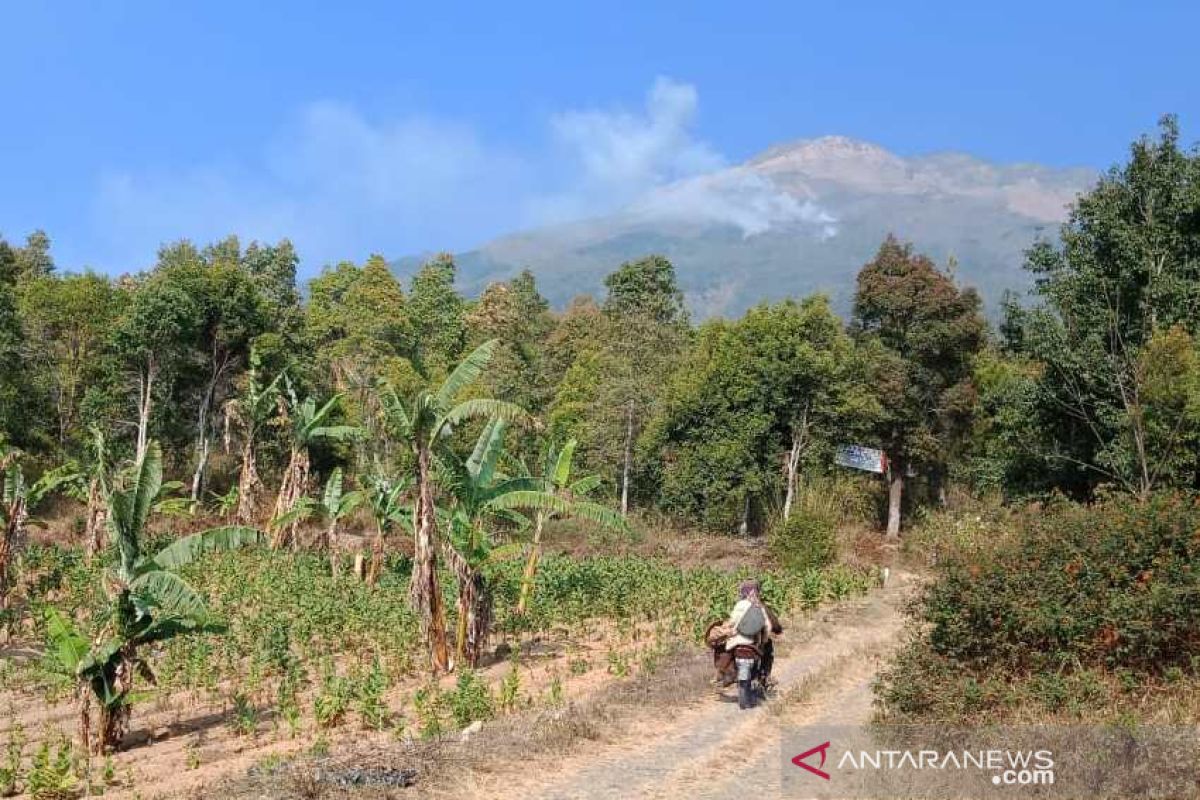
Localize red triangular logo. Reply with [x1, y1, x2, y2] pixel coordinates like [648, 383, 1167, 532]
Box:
[792, 741, 832, 780]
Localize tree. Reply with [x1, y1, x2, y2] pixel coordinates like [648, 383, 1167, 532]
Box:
[378, 339, 525, 673]
[465, 271, 556, 415]
[549, 257, 689, 515]
[158, 244, 269, 501]
[306, 256, 415, 467]
[642, 297, 867, 533]
[852, 236, 986, 537]
[241, 239, 303, 344]
[1014, 117, 1200, 497]
[110, 270, 201, 461]
[44, 442, 261, 752]
[602, 254, 690, 326]
[408, 253, 466, 371]
[13, 230, 54, 280]
[0, 241, 29, 445]
[438, 418, 528, 666]
[18, 272, 121, 448]
[270, 381, 358, 548]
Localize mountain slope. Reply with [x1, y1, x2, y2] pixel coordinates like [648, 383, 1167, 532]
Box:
[394, 137, 1095, 318]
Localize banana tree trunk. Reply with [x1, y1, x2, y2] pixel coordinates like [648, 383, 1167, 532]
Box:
[235, 438, 260, 524]
[446, 542, 491, 668]
[410, 444, 450, 673]
[366, 520, 385, 586]
[327, 518, 341, 578]
[271, 446, 310, 549]
[0, 497, 28, 614]
[515, 513, 545, 615]
[95, 645, 136, 754]
[84, 477, 107, 561]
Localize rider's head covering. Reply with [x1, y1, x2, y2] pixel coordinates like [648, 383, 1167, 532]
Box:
[738, 579, 762, 604]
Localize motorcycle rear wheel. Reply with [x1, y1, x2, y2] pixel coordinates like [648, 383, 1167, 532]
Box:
[738, 679, 754, 709]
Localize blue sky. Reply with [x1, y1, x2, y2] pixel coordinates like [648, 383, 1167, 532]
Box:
[2, 1, 1197, 276]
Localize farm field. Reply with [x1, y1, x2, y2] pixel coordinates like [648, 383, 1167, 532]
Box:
[1, 524, 873, 798]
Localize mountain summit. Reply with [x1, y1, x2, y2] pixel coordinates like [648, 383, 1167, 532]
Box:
[395, 137, 1095, 317]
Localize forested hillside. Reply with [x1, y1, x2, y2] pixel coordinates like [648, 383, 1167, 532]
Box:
[1, 110, 1199, 797]
[3, 120, 1197, 539]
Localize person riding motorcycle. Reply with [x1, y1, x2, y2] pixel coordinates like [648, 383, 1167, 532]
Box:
[710, 580, 783, 705]
[726, 579, 782, 674]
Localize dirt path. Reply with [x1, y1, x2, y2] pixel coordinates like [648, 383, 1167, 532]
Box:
[488, 573, 911, 800]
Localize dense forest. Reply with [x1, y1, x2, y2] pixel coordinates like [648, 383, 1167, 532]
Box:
[3, 119, 1198, 532]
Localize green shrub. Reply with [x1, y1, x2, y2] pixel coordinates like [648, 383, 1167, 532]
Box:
[413, 684, 447, 739]
[0, 724, 24, 797]
[354, 657, 390, 730]
[314, 663, 352, 730]
[447, 669, 493, 727]
[26, 738, 75, 800]
[768, 511, 837, 571]
[878, 493, 1200, 721]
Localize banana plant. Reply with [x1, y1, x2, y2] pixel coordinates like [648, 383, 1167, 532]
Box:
[223, 349, 285, 525]
[319, 468, 365, 578]
[513, 438, 627, 615]
[435, 420, 624, 667]
[270, 378, 359, 549]
[0, 449, 79, 615]
[77, 426, 110, 559]
[378, 338, 525, 674]
[44, 441, 262, 753]
[209, 484, 239, 522]
[363, 470, 411, 586]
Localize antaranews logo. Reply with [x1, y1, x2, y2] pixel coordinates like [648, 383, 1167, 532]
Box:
[791, 741, 831, 781]
[786, 724, 1199, 798]
[790, 740, 1056, 788]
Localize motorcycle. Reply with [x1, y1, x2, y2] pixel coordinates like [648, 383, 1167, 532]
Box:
[705, 621, 768, 710]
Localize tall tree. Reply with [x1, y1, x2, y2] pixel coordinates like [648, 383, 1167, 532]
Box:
[0, 241, 31, 445]
[242, 238, 303, 344]
[160, 243, 269, 500]
[550, 257, 689, 514]
[852, 236, 986, 537]
[465, 271, 555, 415]
[1014, 116, 1200, 496]
[110, 268, 201, 461]
[643, 296, 867, 533]
[408, 253, 466, 372]
[18, 273, 121, 448]
[306, 256, 414, 466]
[13, 230, 54, 280]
